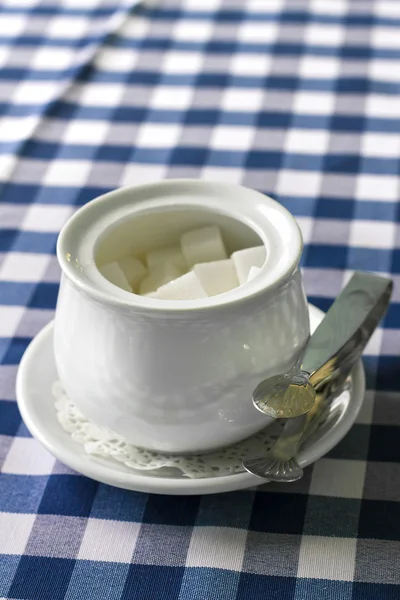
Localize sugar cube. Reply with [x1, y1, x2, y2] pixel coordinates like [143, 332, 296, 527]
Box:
[117, 256, 147, 291]
[139, 263, 182, 295]
[155, 271, 207, 301]
[99, 262, 132, 292]
[146, 246, 187, 273]
[180, 225, 227, 268]
[193, 259, 239, 296]
[231, 246, 266, 285]
[247, 266, 261, 282]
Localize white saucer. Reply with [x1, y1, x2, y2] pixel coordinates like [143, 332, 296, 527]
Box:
[16, 304, 365, 495]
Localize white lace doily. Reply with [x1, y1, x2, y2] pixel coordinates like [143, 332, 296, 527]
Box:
[53, 381, 285, 479]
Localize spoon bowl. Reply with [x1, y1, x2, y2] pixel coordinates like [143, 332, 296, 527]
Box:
[252, 370, 315, 419]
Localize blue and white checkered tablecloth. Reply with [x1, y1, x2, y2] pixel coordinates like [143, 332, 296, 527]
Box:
[1, 0, 400, 597]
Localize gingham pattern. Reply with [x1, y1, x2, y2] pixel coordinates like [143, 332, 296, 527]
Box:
[1, 0, 400, 597]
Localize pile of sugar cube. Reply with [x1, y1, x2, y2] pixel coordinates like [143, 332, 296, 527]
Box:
[99, 225, 266, 301]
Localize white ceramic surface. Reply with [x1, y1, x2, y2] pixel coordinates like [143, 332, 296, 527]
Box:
[16, 305, 366, 495]
[54, 180, 310, 453]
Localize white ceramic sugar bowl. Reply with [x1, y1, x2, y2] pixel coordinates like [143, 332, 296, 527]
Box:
[54, 180, 310, 454]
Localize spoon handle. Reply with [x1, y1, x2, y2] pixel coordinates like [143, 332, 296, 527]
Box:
[301, 272, 392, 388]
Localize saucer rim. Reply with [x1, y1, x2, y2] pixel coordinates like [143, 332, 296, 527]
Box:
[16, 304, 366, 495]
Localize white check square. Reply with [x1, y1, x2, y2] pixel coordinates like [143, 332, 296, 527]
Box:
[300, 56, 340, 79]
[0, 15, 26, 36]
[294, 91, 335, 115]
[47, 17, 89, 39]
[150, 86, 193, 110]
[222, 89, 263, 112]
[95, 48, 138, 72]
[78, 518, 140, 563]
[0, 116, 37, 143]
[120, 16, 150, 38]
[374, 1, 400, 17]
[63, 0, 106, 6]
[0, 306, 24, 337]
[366, 95, 400, 118]
[211, 125, 254, 150]
[276, 170, 322, 196]
[13, 82, 58, 104]
[305, 23, 344, 45]
[2, 0, 38, 4]
[373, 27, 400, 49]
[0, 512, 36, 555]
[295, 216, 314, 244]
[44, 160, 92, 186]
[309, 0, 347, 14]
[201, 166, 244, 183]
[136, 123, 181, 148]
[285, 130, 329, 154]
[231, 54, 272, 76]
[0, 253, 50, 282]
[362, 132, 400, 157]
[238, 22, 278, 43]
[79, 83, 125, 107]
[64, 120, 109, 145]
[22, 204, 75, 232]
[173, 20, 213, 42]
[248, 0, 282, 11]
[297, 535, 356, 580]
[356, 175, 398, 201]
[163, 51, 203, 74]
[0, 47, 11, 68]
[32, 48, 74, 70]
[186, 526, 247, 571]
[121, 164, 167, 186]
[184, 0, 219, 8]
[350, 220, 396, 249]
[310, 459, 366, 499]
[2, 438, 55, 475]
[370, 59, 400, 83]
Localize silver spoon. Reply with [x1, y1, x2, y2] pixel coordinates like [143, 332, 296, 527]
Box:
[243, 271, 392, 482]
[252, 271, 393, 420]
